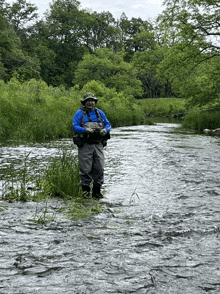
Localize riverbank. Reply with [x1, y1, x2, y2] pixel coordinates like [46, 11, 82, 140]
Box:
[1, 78, 219, 141]
[0, 78, 186, 141]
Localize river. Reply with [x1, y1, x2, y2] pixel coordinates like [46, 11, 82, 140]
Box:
[0, 123, 220, 293]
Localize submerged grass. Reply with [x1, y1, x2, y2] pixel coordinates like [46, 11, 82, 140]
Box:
[64, 197, 102, 219]
[2, 152, 37, 202]
[1, 147, 104, 222]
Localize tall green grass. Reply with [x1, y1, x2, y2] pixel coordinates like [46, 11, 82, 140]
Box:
[0, 79, 155, 141]
[138, 98, 186, 117]
[2, 148, 102, 221]
[2, 77, 218, 139]
[182, 109, 220, 131]
[41, 149, 82, 198]
[2, 148, 82, 201]
[2, 152, 38, 202]
[0, 79, 81, 141]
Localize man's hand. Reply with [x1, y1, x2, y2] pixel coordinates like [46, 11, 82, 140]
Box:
[100, 129, 107, 136]
[86, 128, 94, 134]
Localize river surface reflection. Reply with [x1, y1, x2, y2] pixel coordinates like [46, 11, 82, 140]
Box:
[0, 123, 220, 293]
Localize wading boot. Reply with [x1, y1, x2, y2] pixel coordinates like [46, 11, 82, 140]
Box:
[92, 184, 104, 199]
[82, 185, 91, 198]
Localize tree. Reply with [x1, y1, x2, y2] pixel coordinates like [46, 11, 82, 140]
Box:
[74, 48, 143, 97]
[0, 14, 13, 57]
[156, 0, 220, 105]
[6, 0, 38, 33]
[3, 0, 38, 51]
[34, 43, 57, 84]
[118, 15, 154, 61]
[42, 1, 123, 87]
[0, 14, 11, 78]
[42, 0, 94, 87]
[0, 11, 40, 81]
[133, 45, 172, 98]
[158, 0, 220, 69]
[160, 0, 220, 49]
[82, 11, 121, 51]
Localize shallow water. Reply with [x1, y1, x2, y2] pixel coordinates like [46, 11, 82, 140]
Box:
[0, 124, 220, 293]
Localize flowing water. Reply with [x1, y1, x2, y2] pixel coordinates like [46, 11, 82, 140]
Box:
[0, 123, 220, 294]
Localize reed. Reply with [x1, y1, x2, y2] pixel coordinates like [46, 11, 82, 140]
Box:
[2, 152, 36, 202]
[40, 148, 82, 199]
[1, 147, 103, 220]
[182, 109, 220, 131]
[1, 148, 82, 202]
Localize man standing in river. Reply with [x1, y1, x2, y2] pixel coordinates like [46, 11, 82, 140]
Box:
[72, 92, 111, 199]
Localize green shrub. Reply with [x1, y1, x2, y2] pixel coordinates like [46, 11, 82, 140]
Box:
[0, 78, 189, 141]
[138, 98, 186, 117]
[0, 78, 80, 140]
[182, 110, 220, 131]
[82, 80, 149, 127]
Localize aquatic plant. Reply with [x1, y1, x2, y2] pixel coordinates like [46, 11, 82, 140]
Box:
[1, 148, 82, 202]
[30, 197, 59, 224]
[2, 152, 35, 202]
[1, 147, 104, 221]
[0, 205, 8, 211]
[65, 197, 102, 219]
[40, 148, 82, 199]
[129, 188, 140, 204]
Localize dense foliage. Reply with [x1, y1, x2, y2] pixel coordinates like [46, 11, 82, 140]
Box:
[0, 78, 147, 140]
[157, 0, 220, 106]
[0, 0, 220, 131]
[0, 0, 167, 97]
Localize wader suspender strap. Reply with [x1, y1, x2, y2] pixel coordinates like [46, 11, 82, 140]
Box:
[80, 108, 104, 127]
[86, 110, 93, 122]
[80, 110, 86, 126]
[94, 109, 105, 127]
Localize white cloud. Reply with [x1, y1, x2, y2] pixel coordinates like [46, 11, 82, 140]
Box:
[80, 0, 163, 20]
[6, 0, 164, 20]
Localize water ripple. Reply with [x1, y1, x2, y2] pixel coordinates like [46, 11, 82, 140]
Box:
[1, 123, 220, 293]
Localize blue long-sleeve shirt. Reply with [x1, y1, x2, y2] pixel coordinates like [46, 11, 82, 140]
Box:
[72, 108, 111, 134]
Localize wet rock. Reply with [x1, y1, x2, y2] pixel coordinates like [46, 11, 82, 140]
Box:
[203, 129, 212, 134]
[203, 128, 220, 134]
[213, 128, 220, 134]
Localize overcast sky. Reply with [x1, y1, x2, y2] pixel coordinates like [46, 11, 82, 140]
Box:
[6, 0, 165, 21]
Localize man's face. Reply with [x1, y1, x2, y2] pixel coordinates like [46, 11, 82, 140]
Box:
[85, 99, 95, 111]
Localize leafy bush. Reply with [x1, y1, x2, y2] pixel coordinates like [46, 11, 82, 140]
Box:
[0, 78, 80, 140]
[82, 80, 148, 127]
[138, 98, 186, 117]
[182, 110, 220, 131]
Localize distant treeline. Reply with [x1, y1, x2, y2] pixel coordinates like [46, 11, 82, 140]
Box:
[0, 0, 220, 132]
[0, 0, 169, 98]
